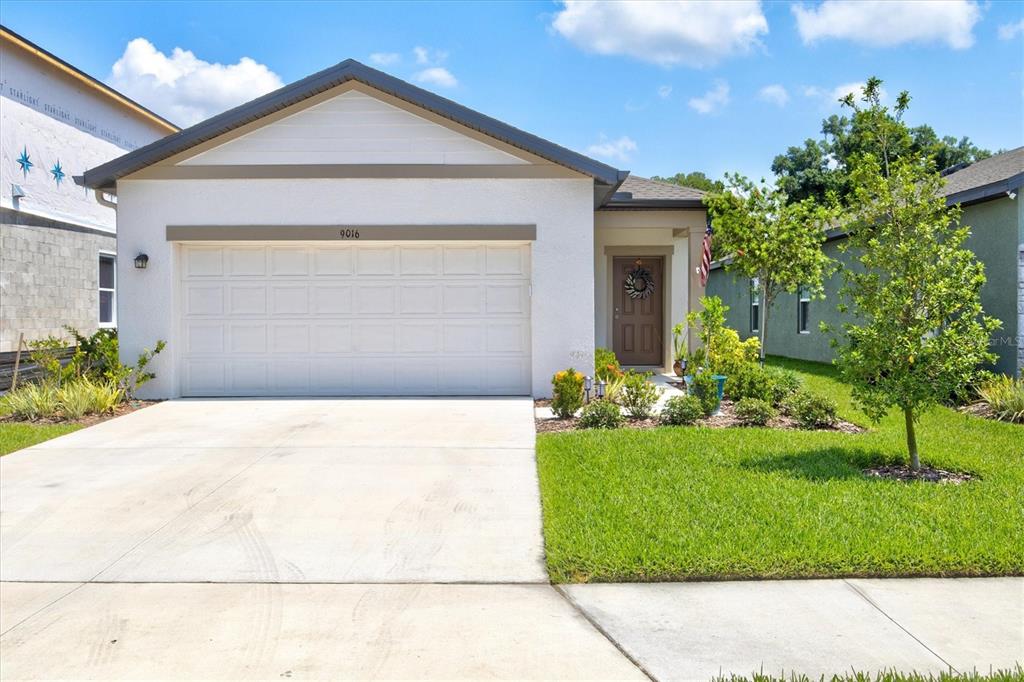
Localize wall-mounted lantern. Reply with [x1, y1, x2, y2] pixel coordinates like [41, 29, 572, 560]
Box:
[134, 253, 149, 269]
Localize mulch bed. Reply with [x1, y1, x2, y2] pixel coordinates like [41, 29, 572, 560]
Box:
[864, 464, 975, 485]
[536, 398, 864, 434]
[0, 399, 160, 427]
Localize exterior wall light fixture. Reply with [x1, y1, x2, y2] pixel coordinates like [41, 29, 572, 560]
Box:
[134, 253, 149, 269]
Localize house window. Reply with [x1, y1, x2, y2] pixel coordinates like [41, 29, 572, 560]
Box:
[99, 253, 116, 327]
[797, 285, 811, 334]
[750, 278, 761, 333]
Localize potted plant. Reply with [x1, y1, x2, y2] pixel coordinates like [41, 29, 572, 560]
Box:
[671, 323, 688, 377]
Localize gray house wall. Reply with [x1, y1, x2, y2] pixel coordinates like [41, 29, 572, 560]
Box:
[707, 194, 1022, 376]
[0, 215, 115, 350]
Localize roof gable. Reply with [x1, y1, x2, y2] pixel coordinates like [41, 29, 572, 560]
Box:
[179, 88, 528, 167]
[82, 59, 625, 191]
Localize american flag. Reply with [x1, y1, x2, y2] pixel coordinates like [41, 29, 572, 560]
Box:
[698, 214, 713, 286]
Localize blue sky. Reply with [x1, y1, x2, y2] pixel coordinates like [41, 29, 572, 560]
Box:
[4, 1, 1022, 181]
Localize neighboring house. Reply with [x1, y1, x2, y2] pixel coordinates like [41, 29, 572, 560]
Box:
[0, 26, 178, 351]
[708, 146, 1024, 377]
[81, 59, 707, 398]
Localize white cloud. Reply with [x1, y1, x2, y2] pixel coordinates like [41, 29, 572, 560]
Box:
[804, 81, 885, 107]
[108, 38, 282, 127]
[551, 0, 768, 67]
[415, 67, 458, 88]
[998, 19, 1024, 40]
[369, 52, 401, 66]
[658, 85, 673, 98]
[413, 46, 448, 65]
[688, 80, 730, 114]
[758, 84, 789, 106]
[792, 0, 981, 50]
[586, 135, 637, 162]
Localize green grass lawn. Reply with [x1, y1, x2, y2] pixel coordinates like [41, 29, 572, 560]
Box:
[0, 421, 80, 456]
[536, 357, 1024, 583]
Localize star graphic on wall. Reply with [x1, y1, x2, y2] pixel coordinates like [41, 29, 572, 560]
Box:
[17, 147, 33, 176]
[50, 160, 65, 185]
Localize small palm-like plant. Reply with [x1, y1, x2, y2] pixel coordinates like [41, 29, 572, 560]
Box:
[976, 375, 1024, 424]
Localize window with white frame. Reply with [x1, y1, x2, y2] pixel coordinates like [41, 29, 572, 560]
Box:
[99, 253, 116, 326]
[797, 285, 811, 334]
[750, 278, 761, 333]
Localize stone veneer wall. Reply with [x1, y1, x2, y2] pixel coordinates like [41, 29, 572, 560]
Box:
[0, 219, 115, 351]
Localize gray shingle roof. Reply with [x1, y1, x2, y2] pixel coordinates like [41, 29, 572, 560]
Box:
[82, 59, 626, 192]
[602, 175, 705, 208]
[941, 146, 1024, 204]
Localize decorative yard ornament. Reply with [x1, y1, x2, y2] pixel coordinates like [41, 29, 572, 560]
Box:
[624, 266, 655, 300]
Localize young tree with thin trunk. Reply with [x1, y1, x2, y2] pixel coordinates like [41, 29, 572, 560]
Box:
[830, 78, 999, 471]
[703, 175, 836, 364]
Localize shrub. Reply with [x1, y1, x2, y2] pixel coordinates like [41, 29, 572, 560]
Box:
[551, 369, 585, 418]
[725, 364, 774, 403]
[765, 367, 801, 404]
[660, 395, 703, 426]
[1, 383, 60, 420]
[620, 371, 659, 419]
[734, 397, 777, 426]
[688, 371, 721, 416]
[65, 327, 166, 397]
[578, 399, 625, 429]
[594, 347, 623, 381]
[685, 296, 760, 375]
[783, 390, 838, 429]
[57, 378, 123, 419]
[976, 375, 1024, 423]
[603, 373, 627, 404]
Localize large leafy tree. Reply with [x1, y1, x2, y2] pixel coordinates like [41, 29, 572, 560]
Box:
[704, 174, 837, 364]
[772, 105, 991, 205]
[830, 78, 999, 471]
[651, 171, 725, 193]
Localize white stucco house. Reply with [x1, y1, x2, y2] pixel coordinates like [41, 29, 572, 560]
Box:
[82, 59, 708, 398]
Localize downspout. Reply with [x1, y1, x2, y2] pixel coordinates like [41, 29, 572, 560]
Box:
[94, 188, 117, 209]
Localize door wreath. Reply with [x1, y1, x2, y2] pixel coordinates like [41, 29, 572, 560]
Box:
[624, 266, 655, 299]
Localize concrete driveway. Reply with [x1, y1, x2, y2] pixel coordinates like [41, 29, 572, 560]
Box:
[0, 399, 646, 680]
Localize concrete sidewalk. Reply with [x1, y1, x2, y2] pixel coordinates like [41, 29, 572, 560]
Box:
[564, 577, 1024, 681]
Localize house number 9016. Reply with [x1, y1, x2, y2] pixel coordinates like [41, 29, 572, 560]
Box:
[339, 229, 361, 239]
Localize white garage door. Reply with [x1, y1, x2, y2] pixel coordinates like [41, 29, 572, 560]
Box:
[178, 243, 531, 396]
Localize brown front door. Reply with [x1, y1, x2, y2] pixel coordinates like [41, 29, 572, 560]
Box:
[613, 256, 664, 366]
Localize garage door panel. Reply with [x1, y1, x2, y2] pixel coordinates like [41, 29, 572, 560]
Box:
[229, 285, 267, 315]
[399, 246, 440, 274]
[442, 285, 482, 314]
[186, 323, 225, 354]
[356, 247, 396, 275]
[313, 248, 353, 276]
[271, 286, 309, 315]
[228, 323, 267, 353]
[185, 285, 224, 315]
[485, 245, 529, 275]
[312, 286, 353, 314]
[356, 285, 396, 314]
[313, 324, 353, 353]
[442, 246, 483, 275]
[269, 247, 310, 276]
[230, 361, 269, 393]
[399, 285, 440, 314]
[228, 247, 266, 276]
[271, 324, 310, 353]
[180, 242, 530, 396]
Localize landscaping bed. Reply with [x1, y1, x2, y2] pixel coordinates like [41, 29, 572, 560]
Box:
[536, 357, 1023, 583]
[536, 398, 864, 434]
